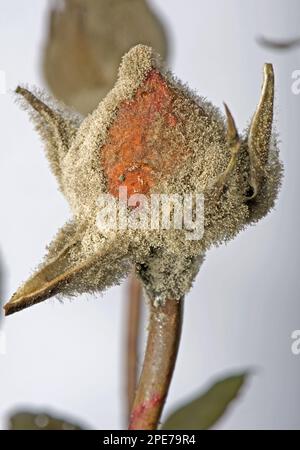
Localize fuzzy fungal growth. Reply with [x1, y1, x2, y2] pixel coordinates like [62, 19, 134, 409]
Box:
[4, 45, 282, 316]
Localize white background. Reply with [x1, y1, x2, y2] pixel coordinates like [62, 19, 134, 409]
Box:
[0, 0, 299, 429]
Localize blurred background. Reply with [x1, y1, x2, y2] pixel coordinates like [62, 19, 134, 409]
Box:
[0, 0, 299, 430]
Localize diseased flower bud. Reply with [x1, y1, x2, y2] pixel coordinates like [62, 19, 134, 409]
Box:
[4, 45, 282, 316]
[43, 0, 168, 115]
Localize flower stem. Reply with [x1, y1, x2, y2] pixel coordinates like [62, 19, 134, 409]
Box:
[125, 273, 143, 421]
[129, 297, 184, 430]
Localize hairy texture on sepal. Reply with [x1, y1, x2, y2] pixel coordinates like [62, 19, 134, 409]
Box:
[247, 64, 275, 200]
[245, 64, 283, 222]
[4, 222, 131, 315]
[15, 86, 82, 190]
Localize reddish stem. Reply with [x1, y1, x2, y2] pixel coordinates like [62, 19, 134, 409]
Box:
[125, 273, 143, 420]
[129, 297, 184, 430]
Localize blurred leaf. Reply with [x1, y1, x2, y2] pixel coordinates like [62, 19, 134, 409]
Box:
[8, 410, 86, 430]
[0, 250, 5, 324]
[43, 0, 169, 115]
[162, 372, 249, 430]
[257, 36, 300, 51]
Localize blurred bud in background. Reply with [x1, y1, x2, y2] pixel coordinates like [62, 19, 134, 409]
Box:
[42, 0, 169, 115]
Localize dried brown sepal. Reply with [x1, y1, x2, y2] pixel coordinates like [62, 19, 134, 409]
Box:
[211, 103, 241, 194]
[15, 86, 82, 188]
[4, 222, 131, 316]
[247, 64, 274, 200]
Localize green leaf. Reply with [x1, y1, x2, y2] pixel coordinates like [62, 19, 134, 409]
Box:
[8, 410, 86, 430]
[162, 372, 249, 430]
